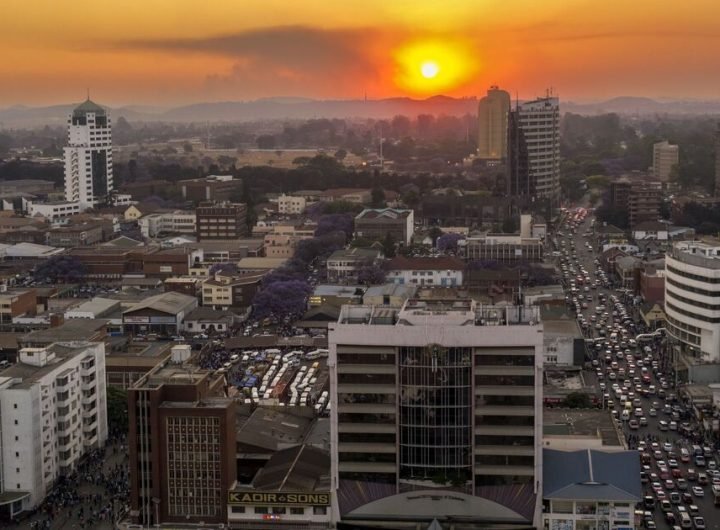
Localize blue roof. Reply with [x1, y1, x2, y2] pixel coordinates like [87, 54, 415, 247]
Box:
[543, 449, 642, 501]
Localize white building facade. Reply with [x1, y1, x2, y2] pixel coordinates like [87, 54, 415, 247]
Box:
[278, 194, 307, 214]
[518, 97, 560, 199]
[665, 241, 720, 362]
[64, 99, 113, 210]
[28, 201, 82, 220]
[0, 342, 108, 517]
[139, 211, 197, 238]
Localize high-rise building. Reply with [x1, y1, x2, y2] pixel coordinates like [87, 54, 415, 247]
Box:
[64, 99, 113, 210]
[714, 123, 720, 197]
[508, 96, 560, 199]
[0, 342, 108, 518]
[652, 141, 679, 182]
[128, 360, 235, 526]
[329, 295, 544, 529]
[477, 86, 511, 161]
[665, 240, 720, 364]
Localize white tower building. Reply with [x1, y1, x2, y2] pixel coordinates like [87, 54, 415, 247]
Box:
[517, 96, 560, 199]
[64, 99, 113, 210]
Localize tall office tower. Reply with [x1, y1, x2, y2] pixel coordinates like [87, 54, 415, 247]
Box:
[714, 124, 720, 197]
[329, 295, 544, 529]
[507, 109, 530, 196]
[64, 99, 113, 210]
[652, 140, 679, 182]
[508, 96, 560, 199]
[477, 86, 511, 161]
[0, 342, 108, 518]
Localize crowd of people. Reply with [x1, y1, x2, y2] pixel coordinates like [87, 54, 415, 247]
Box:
[11, 435, 129, 530]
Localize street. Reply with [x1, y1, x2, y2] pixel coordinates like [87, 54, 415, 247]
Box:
[556, 208, 720, 530]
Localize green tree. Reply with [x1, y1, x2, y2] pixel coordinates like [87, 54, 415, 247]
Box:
[563, 392, 592, 409]
[382, 233, 396, 258]
[334, 148, 347, 161]
[182, 142, 193, 153]
[371, 187, 386, 207]
[107, 386, 129, 435]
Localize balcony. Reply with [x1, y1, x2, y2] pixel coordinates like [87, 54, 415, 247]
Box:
[81, 378, 96, 392]
[81, 393, 96, 406]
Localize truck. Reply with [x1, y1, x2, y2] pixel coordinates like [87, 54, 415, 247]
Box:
[712, 484, 720, 506]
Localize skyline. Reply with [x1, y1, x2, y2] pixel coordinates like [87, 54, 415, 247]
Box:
[3, 0, 720, 106]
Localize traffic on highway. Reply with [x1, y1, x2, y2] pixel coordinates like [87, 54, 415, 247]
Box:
[555, 207, 720, 530]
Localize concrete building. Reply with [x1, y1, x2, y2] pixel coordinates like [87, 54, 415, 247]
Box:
[64, 99, 113, 210]
[362, 283, 417, 307]
[139, 210, 196, 238]
[665, 240, 720, 362]
[328, 296, 544, 528]
[278, 194, 307, 214]
[653, 140, 679, 182]
[715, 123, 720, 197]
[196, 202, 248, 240]
[477, 86, 511, 161]
[542, 449, 642, 530]
[183, 307, 234, 334]
[354, 208, 414, 246]
[385, 256, 465, 287]
[462, 234, 544, 263]
[542, 317, 584, 366]
[0, 342, 108, 518]
[27, 201, 82, 220]
[122, 291, 198, 337]
[64, 297, 121, 320]
[326, 248, 383, 283]
[319, 188, 371, 204]
[128, 362, 234, 526]
[632, 220, 668, 241]
[201, 271, 265, 310]
[627, 179, 662, 229]
[179, 175, 243, 203]
[46, 222, 104, 247]
[508, 96, 560, 199]
[0, 288, 37, 326]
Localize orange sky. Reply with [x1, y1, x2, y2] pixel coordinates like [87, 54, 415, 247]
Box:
[3, 0, 720, 106]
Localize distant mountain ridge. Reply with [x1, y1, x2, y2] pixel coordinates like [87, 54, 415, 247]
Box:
[2, 95, 720, 127]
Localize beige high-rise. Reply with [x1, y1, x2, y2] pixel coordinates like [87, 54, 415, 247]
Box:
[477, 86, 511, 160]
[652, 140, 679, 182]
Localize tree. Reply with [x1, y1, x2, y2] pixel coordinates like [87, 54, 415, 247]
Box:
[436, 233, 465, 252]
[428, 226, 443, 246]
[252, 280, 312, 319]
[315, 213, 354, 239]
[382, 233, 396, 258]
[334, 148, 347, 161]
[33, 255, 87, 283]
[563, 392, 592, 409]
[256, 135, 276, 149]
[182, 142, 193, 153]
[357, 264, 387, 285]
[209, 262, 239, 276]
[371, 187, 386, 208]
[106, 386, 128, 436]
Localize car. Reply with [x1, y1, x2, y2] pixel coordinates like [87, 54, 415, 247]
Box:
[664, 442, 674, 452]
[670, 491, 681, 504]
[669, 459, 679, 468]
[656, 489, 667, 500]
[649, 408, 657, 417]
[665, 479, 675, 490]
[691, 486, 704, 497]
[660, 499, 672, 512]
[681, 493, 693, 504]
[693, 517, 705, 530]
[677, 478, 688, 490]
[688, 505, 699, 515]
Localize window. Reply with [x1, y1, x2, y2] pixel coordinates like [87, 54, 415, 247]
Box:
[290, 507, 304, 515]
[272, 507, 286, 514]
[254, 507, 268, 514]
[231, 506, 245, 514]
[313, 506, 327, 515]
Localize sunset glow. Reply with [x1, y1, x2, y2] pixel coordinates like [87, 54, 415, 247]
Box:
[2, 0, 720, 105]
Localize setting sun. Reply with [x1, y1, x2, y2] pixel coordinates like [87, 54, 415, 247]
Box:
[393, 38, 478, 95]
[420, 61, 439, 79]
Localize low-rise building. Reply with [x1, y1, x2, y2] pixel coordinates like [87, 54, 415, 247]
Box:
[139, 210, 196, 238]
[362, 283, 417, 307]
[462, 233, 544, 263]
[0, 342, 108, 517]
[201, 271, 265, 310]
[142, 248, 194, 278]
[278, 194, 307, 214]
[543, 317, 584, 366]
[354, 208, 414, 245]
[196, 202, 248, 240]
[542, 449, 641, 530]
[263, 233, 296, 259]
[64, 297, 121, 320]
[632, 220, 669, 241]
[319, 188, 371, 204]
[326, 248, 382, 283]
[27, 201, 82, 220]
[46, 222, 104, 247]
[385, 256, 465, 286]
[179, 174, 243, 203]
[184, 307, 235, 334]
[122, 291, 198, 337]
[614, 256, 641, 288]
[0, 288, 37, 325]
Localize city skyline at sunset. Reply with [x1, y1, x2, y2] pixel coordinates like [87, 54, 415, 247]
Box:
[3, 0, 720, 106]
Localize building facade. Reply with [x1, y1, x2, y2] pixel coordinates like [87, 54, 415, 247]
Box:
[462, 234, 545, 263]
[0, 342, 108, 518]
[128, 364, 235, 526]
[328, 298, 544, 528]
[64, 99, 113, 210]
[354, 208, 414, 246]
[180, 175, 243, 203]
[139, 211, 197, 238]
[196, 202, 248, 240]
[665, 241, 720, 361]
[278, 194, 307, 214]
[385, 256, 465, 287]
[509, 96, 560, 199]
[653, 140, 679, 182]
[477, 86, 511, 161]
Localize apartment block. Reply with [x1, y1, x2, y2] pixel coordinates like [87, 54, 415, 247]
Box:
[0, 342, 108, 518]
[196, 202, 248, 240]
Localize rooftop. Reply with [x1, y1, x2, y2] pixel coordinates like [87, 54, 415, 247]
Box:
[543, 448, 642, 501]
[355, 208, 412, 220]
[543, 409, 623, 447]
[123, 291, 197, 316]
[73, 99, 106, 116]
[21, 319, 107, 344]
[0, 342, 99, 389]
[251, 445, 330, 492]
[327, 247, 380, 261]
[237, 407, 316, 452]
[386, 255, 465, 271]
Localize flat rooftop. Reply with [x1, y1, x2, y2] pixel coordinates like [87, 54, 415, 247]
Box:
[0, 343, 96, 389]
[544, 408, 623, 447]
[237, 406, 316, 452]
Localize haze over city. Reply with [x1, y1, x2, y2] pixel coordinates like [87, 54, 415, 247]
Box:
[4, 0, 720, 106]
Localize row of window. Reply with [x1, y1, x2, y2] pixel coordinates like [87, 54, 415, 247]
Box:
[230, 506, 327, 515]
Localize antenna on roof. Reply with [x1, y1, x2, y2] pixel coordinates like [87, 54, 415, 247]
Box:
[87, 88, 90, 101]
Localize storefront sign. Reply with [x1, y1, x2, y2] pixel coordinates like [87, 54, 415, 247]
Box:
[228, 491, 330, 506]
[124, 316, 150, 324]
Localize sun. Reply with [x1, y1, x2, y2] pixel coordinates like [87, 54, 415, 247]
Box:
[420, 61, 439, 79]
[393, 38, 479, 95]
